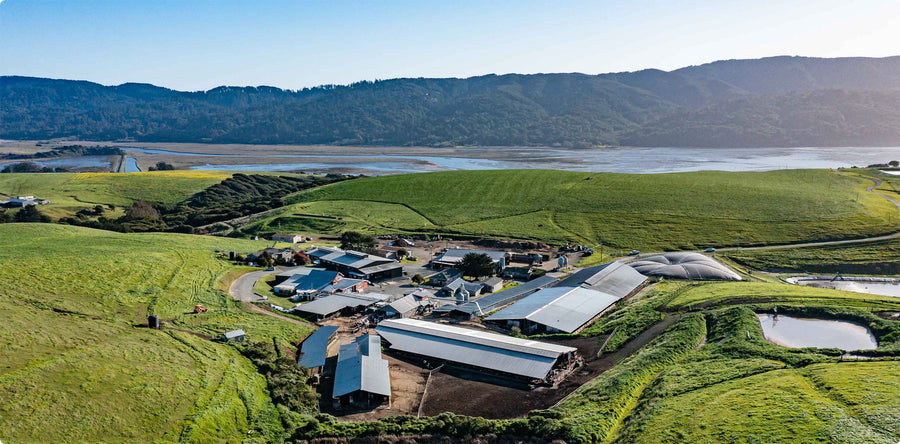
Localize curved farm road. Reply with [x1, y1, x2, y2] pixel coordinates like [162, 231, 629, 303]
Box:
[229, 267, 310, 327]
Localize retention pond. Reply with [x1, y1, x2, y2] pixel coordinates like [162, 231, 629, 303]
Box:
[757, 313, 877, 350]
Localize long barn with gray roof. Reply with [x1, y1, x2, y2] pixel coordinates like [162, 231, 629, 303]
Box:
[375, 318, 576, 381]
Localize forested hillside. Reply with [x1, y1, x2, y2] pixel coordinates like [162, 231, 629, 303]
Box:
[4, 56, 900, 147]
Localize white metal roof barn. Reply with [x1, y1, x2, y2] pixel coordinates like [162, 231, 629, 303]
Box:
[375, 318, 576, 380]
[554, 261, 648, 297]
[631, 253, 742, 280]
[485, 286, 621, 333]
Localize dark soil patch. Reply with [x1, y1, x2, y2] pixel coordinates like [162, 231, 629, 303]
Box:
[418, 315, 682, 419]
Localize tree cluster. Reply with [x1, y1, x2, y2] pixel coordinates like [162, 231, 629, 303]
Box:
[340, 230, 378, 254]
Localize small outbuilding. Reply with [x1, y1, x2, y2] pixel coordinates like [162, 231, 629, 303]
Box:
[222, 329, 245, 342]
[272, 233, 304, 243]
[480, 276, 504, 293]
[429, 269, 462, 287]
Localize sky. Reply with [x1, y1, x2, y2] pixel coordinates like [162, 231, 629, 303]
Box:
[1, 0, 899, 91]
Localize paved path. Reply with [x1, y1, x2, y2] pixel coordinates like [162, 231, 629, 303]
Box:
[228, 267, 315, 326]
[229, 269, 274, 302]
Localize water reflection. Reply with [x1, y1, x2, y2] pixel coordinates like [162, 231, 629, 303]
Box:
[757, 313, 877, 350]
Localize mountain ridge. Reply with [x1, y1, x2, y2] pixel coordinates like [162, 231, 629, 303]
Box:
[4, 55, 900, 148]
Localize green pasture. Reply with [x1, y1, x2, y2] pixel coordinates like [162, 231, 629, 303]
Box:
[725, 238, 900, 275]
[283, 169, 898, 250]
[0, 223, 313, 442]
[0, 171, 232, 218]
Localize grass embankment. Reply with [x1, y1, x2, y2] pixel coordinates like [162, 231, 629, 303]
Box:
[272, 169, 897, 250]
[0, 171, 232, 218]
[0, 223, 313, 442]
[725, 238, 900, 275]
[667, 281, 900, 311]
[615, 306, 900, 443]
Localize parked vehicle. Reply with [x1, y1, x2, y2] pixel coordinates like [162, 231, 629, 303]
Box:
[628, 249, 640, 256]
[705, 247, 716, 253]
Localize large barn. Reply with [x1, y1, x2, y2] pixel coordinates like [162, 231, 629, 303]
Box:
[485, 286, 620, 334]
[308, 247, 403, 281]
[291, 292, 389, 321]
[375, 319, 577, 382]
[485, 261, 648, 334]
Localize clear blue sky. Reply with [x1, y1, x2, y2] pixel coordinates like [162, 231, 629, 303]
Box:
[2, 0, 898, 91]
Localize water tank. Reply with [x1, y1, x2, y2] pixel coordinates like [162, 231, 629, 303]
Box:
[148, 314, 159, 329]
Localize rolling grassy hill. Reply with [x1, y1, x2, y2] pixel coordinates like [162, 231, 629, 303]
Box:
[265, 168, 898, 250]
[0, 223, 312, 442]
[0, 171, 232, 218]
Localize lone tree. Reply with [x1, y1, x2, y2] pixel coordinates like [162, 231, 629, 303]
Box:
[458, 252, 495, 279]
[340, 231, 378, 254]
[396, 248, 409, 260]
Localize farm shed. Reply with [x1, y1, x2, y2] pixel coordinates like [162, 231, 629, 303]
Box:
[429, 269, 462, 287]
[222, 329, 245, 342]
[481, 276, 504, 293]
[485, 286, 621, 334]
[430, 249, 509, 272]
[274, 269, 341, 297]
[310, 247, 403, 281]
[298, 326, 340, 375]
[247, 247, 293, 263]
[433, 275, 558, 318]
[272, 233, 304, 243]
[554, 261, 648, 298]
[0, 196, 50, 207]
[377, 294, 432, 319]
[631, 253, 742, 280]
[273, 266, 318, 285]
[291, 292, 388, 321]
[440, 277, 484, 298]
[375, 319, 577, 381]
[332, 334, 391, 408]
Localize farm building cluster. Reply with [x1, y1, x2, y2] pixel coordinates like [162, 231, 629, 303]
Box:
[0, 195, 50, 207]
[279, 240, 746, 415]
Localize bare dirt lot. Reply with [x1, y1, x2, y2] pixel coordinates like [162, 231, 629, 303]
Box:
[419, 315, 680, 419]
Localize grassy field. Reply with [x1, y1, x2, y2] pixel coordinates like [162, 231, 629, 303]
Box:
[0, 171, 232, 218]
[281, 169, 898, 250]
[610, 303, 900, 444]
[666, 281, 900, 311]
[616, 365, 898, 443]
[724, 238, 900, 275]
[240, 200, 436, 238]
[0, 223, 313, 442]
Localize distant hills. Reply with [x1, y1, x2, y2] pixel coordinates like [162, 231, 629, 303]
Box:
[3, 55, 900, 148]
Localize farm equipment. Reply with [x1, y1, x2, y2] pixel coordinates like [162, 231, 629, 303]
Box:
[193, 304, 209, 313]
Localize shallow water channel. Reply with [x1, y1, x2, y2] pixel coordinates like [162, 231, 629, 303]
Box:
[788, 277, 900, 298]
[757, 313, 877, 350]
